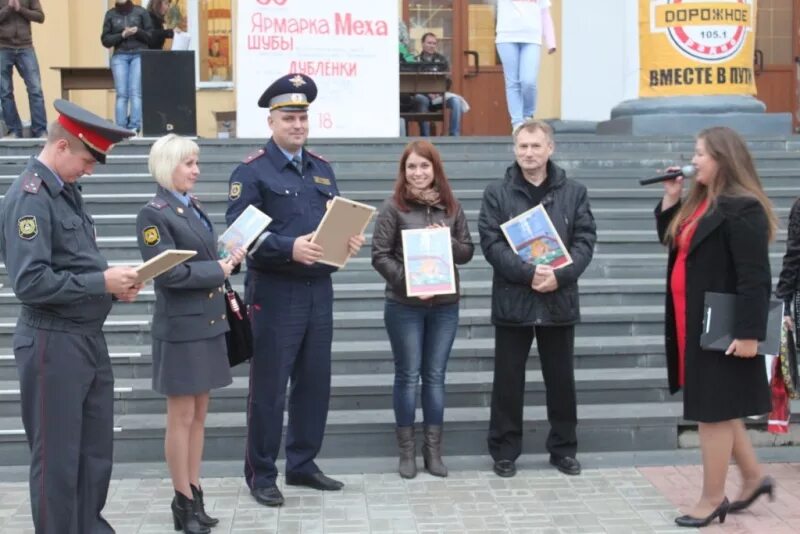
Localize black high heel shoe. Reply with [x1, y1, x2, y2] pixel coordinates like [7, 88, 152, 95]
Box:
[171, 491, 210, 534]
[190, 484, 219, 527]
[674, 497, 729, 528]
[729, 475, 775, 512]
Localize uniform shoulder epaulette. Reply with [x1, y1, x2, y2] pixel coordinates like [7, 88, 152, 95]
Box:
[242, 147, 266, 164]
[21, 170, 42, 194]
[148, 197, 168, 210]
[306, 149, 329, 163]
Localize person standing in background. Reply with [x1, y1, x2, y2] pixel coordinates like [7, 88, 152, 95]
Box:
[495, 0, 557, 130]
[147, 0, 175, 51]
[101, 0, 152, 134]
[0, 0, 46, 139]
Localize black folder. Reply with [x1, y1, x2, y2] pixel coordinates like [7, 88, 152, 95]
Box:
[700, 292, 782, 355]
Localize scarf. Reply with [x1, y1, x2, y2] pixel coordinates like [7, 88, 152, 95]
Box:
[404, 184, 441, 207]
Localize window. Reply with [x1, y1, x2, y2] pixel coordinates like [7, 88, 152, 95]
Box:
[186, 0, 234, 88]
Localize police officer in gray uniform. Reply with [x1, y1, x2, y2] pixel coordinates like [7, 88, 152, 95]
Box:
[0, 100, 139, 534]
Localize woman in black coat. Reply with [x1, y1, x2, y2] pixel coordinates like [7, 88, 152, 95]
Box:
[655, 127, 778, 527]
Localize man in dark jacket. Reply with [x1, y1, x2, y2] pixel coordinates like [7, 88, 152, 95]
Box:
[478, 119, 596, 478]
[0, 0, 46, 138]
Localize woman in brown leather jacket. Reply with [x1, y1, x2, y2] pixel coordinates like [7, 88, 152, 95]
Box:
[371, 140, 473, 479]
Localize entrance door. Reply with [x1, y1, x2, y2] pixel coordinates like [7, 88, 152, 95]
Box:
[406, 0, 509, 135]
[457, 0, 509, 135]
[754, 0, 798, 130]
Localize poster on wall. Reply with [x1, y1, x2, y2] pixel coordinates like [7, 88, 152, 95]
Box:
[236, 0, 399, 138]
[639, 0, 757, 97]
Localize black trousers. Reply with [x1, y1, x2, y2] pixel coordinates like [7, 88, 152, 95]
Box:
[488, 324, 577, 461]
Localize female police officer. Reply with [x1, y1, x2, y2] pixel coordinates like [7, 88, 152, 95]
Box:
[136, 134, 244, 533]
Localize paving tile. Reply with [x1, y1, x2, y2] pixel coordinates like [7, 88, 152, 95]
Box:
[1, 464, 798, 533]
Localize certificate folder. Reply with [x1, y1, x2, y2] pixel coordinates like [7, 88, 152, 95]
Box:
[700, 292, 782, 356]
[311, 196, 375, 268]
[135, 249, 197, 284]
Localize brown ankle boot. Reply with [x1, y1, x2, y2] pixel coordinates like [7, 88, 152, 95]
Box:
[395, 425, 417, 479]
[422, 425, 448, 477]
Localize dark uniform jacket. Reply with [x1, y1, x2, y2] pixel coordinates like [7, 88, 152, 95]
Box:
[225, 139, 338, 279]
[0, 157, 111, 331]
[776, 197, 800, 313]
[0, 0, 43, 48]
[478, 160, 596, 327]
[656, 196, 772, 394]
[136, 186, 227, 343]
[372, 197, 473, 307]
[101, 2, 152, 54]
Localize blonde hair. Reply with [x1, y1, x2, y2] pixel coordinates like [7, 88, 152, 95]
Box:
[513, 119, 554, 144]
[148, 134, 199, 190]
[666, 126, 778, 243]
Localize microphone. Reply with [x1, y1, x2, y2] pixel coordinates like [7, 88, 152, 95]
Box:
[638, 165, 697, 186]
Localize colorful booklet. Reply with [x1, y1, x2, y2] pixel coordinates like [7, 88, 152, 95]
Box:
[500, 205, 572, 268]
[217, 205, 272, 259]
[402, 227, 456, 297]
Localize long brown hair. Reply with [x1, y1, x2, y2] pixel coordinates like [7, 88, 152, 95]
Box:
[393, 140, 458, 216]
[147, 0, 170, 21]
[666, 126, 778, 243]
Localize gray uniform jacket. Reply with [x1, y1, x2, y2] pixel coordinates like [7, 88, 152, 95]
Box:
[0, 157, 111, 331]
[136, 186, 227, 343]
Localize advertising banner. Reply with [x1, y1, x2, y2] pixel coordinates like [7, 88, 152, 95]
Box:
[236, 0, 398, 138]
[639, 0, 757, 97]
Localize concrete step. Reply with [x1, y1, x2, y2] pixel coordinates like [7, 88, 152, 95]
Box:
[4, 166, 800, 192]
[0, 278, 669, 315]
[0, 334, 668, 381]
[2, 135, 798, 157]
[0, 251, 791, 288]
[0, 401, 684, 465]
[31, 186, 800, 215]
[2, 151, 800, 177]
[0, 305, 666, 347]
[0, 367, 673, 418]
[24, 204, 796, 237]
[4, 228, 778, 262]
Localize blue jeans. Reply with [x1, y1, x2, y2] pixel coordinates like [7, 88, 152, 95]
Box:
[413, 93, 464, 136]
[110, 52, 142, 131]
[384, 300, 459, 427]
[496, 42, 542, 128]
[0, 47, 47, 137]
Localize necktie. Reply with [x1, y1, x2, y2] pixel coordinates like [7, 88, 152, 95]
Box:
[292, 154, 303, 174]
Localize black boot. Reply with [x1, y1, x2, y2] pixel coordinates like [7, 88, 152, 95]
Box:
[171, 491, 210, 534]
[191, 484, 220, 527]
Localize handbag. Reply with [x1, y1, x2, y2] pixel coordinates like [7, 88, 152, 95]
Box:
[224, 279, 253, 367]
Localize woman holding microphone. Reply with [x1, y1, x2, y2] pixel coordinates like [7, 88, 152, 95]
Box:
[655, 126, 777, 527]
[137, 134, 245, 533]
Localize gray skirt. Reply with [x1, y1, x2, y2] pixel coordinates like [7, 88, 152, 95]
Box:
[151, 334, 232, 396]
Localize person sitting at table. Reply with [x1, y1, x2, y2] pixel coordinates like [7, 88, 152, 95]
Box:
[412, 32, 468, 137]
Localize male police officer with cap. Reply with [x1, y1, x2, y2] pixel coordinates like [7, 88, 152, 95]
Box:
[226, 74, 365, 507]
[0, 99, 141, 533]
